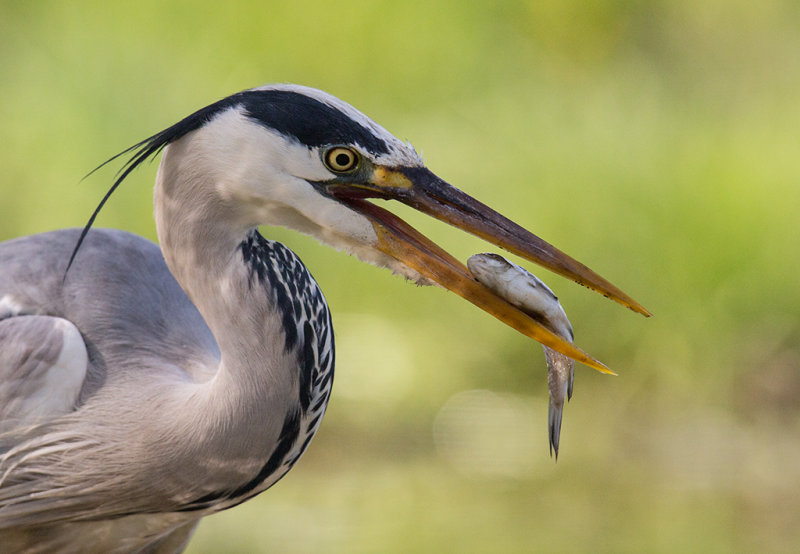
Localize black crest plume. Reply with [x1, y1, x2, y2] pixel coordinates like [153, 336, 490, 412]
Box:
[63, 93, 249, 276]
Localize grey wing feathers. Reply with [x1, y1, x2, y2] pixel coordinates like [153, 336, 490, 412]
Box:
[0, 316, 88, 432]
[0, 229, 220, 533]
[0, 228, 219, 384]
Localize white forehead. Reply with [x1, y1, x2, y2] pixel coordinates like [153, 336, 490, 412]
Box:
[251, 83, 424, 167]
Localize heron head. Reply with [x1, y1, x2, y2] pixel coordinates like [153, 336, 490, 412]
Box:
[87, 84, 649, 372]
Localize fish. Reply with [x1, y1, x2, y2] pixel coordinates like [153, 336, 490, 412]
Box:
[466, 253, 575, 459]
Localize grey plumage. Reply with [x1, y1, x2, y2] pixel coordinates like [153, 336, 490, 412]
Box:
[0, 226, 332, 552]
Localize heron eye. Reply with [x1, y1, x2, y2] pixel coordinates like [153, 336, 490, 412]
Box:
[324, 147, 359, 173]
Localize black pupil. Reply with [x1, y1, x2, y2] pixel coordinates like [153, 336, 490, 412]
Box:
[334, 152, 352, 168]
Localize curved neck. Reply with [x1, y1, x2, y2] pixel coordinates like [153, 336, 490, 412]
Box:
[154, 141, 299, 424]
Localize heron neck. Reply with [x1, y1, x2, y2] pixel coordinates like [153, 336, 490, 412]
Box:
[144, 147, 335, 510]
[152, 147, 298, 415]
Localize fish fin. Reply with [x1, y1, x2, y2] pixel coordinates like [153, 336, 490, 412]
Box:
[567, 366, 575, 401]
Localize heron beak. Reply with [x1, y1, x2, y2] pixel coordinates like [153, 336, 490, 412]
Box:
[329, 165, 650, 374]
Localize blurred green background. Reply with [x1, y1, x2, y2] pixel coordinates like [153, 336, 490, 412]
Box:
[2, 0, 799, 551]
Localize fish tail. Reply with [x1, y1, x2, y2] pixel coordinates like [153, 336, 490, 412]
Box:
[548, 398, 564, 460]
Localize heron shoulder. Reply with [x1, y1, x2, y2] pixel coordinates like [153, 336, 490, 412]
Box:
[0, 315, 88, 432]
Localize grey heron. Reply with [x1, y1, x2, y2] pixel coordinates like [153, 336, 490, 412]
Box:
[0, 84, 649, 552]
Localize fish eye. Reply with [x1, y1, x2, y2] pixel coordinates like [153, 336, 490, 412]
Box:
[324, 146, 359, 173]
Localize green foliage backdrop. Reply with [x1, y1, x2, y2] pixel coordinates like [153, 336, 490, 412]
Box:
[1, 1, 798, 551]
